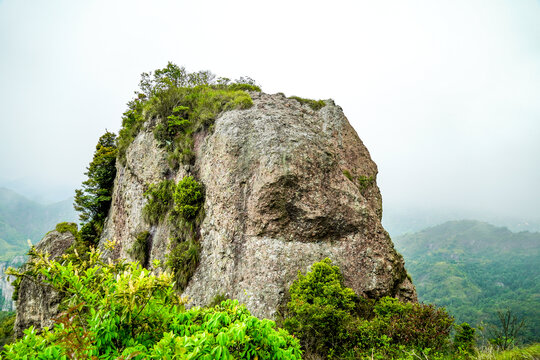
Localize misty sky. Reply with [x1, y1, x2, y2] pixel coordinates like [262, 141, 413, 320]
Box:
[1, 0, 539, 222]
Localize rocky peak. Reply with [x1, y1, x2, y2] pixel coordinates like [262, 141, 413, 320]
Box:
[100, 91, 416, 319]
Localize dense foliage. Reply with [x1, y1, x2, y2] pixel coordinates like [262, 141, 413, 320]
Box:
[2, 247, 302, 359]
[0, 312, 15, 347]
[117, 62, 259, 168]
[393, 220, 540, 344]
[141, 176, 205, 290]
[173, 176, 204, 221]
[283, 258, 456, 359]
[74, 131, 117, 245]
[142, 180, 175, 225]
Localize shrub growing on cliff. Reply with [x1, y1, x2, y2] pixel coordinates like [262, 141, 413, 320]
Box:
[142, 179, 175, 225]
[283, 258, 455, 359]
[166, 239, 200, 291]
[117, 62, 260, 167]
[128, 230, 150, 267]
[151, 85, 254, 168]
[142, 176, 205, 290]
[173, 175, 204, 221]
[74, 131, 117, 245]
[3, 247, 302, 359]
[288, 96, 326, 111]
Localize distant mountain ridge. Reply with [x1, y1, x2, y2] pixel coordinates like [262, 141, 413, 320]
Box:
[0, 187, 78, 311]
[0, 187, 77, 260]
[383, 207, 540, 236]
[393, 220, 540, 344]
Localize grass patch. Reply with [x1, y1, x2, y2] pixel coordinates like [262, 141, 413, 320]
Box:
[288, 96, 326, 111]
[128, 231, 150, 267]
[477, 344, 540, 359]
[54, 222, 78, 237]
[343, 169, 375, 193]
[166, 239, 201, 291]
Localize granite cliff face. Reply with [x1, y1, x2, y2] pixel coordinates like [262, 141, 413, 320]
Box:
[99, 92, 416, 319]
[13, 229, 75, 338]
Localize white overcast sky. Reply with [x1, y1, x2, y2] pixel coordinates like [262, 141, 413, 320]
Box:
[1, 0, 539, 221]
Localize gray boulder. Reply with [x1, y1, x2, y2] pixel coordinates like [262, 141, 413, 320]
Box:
[100, 92, 416, 319]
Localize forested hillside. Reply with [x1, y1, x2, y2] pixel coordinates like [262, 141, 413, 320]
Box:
[393, 220, 540, 344]
[0, 187, 76, 260]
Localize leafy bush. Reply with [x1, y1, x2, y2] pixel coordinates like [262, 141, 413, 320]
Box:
[2, 247, 302, 359]
[227, 83, 261, 92]
[288, 96, 326, 111]
[173, 176, 204, 221]
[284, 258, 358, 357]
[368, 297, 454, 351]
[454, 322, 476, 355]
[0, 312, 15, 346]
[117, 98, 145, 164]
[283, 258, 455, 359]
[142, 180, 175, 225]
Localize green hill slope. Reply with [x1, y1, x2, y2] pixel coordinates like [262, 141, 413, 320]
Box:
[0, 187, 77, 260]
[393, 220, 540, 344]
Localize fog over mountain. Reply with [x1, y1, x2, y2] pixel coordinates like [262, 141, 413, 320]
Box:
[1, 0, 539, 226]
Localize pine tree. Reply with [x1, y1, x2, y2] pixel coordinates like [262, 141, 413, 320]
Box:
[74, 131, 117, 244]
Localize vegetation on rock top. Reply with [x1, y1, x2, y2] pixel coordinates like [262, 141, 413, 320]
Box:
[287, 96, 326, 111]
[118, 62, 260, 168]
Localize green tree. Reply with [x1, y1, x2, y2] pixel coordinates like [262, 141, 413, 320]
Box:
[488, 309, 526, 350]
[74, 131, 117, 244]
[284, 258, 358, 357]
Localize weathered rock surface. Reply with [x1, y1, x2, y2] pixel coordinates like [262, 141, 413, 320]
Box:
[100, 92, 416, 319]
[14, 229, 75, 338]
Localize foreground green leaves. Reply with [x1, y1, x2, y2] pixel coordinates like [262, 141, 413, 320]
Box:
[3, 247, 301, 359]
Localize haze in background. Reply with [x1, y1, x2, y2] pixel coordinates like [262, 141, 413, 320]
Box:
[1, 1, 539, 230]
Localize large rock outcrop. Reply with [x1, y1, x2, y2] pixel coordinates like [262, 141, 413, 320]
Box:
[13, 229, 75, 338]
[100, 92, 416, 319]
